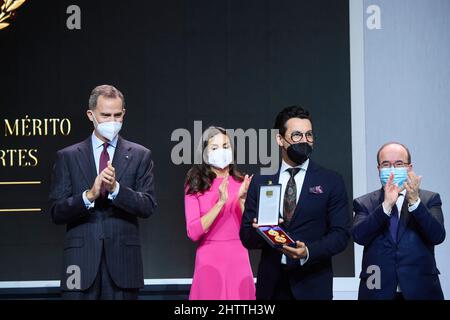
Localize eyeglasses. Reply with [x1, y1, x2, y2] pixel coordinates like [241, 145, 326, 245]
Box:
[288, 130, 315, 143]
[379, 160, 410, 168]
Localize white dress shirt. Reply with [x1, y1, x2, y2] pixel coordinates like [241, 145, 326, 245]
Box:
[279, 159, 310, 266]
[382, 189, 421, 217]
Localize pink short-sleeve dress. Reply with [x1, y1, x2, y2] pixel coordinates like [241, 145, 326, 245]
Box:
[184, 176, 256, 300]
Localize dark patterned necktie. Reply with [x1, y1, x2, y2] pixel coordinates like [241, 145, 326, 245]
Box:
[99, 142, 110, 198]
[283, 167, 301, 226]
[389, 196, 401, 242]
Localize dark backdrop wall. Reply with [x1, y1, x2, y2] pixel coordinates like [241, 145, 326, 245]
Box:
[0, 0, 353, 282]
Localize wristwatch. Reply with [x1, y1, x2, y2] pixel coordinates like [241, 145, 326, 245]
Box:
[408, 198, 419, 207]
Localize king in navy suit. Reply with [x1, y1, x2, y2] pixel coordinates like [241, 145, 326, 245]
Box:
[353, 142, 445, 300]
[240, 106, 351, 300]
[49, 85, 157, 299]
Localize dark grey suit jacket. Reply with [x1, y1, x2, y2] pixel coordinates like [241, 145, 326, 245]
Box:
[49, 135, 157, 291]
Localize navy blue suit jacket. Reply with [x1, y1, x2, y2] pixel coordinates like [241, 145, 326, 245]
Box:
[353, 189, 445, 300]
[240, 160, 351, 300]
[49, 136, 157, 291]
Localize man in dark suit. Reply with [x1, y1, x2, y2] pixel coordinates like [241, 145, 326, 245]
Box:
[240, 106, 351, 300]
[49, 85, 157, 299]
[353, 142, 445, 300]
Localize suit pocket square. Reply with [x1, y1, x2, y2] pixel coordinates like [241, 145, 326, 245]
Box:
[309, 186, 324, 194]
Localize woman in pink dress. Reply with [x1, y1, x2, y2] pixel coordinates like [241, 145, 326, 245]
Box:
[184, 126, 255, 300]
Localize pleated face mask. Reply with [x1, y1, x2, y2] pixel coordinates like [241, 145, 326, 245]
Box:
[379, 167, 408, 187]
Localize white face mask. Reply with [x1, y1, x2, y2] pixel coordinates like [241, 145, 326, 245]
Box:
[91, 113, 122, 141]
[208, 148, 233, 169]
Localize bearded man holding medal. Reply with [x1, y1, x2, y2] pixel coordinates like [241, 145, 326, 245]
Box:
[240, 106, 351, 300]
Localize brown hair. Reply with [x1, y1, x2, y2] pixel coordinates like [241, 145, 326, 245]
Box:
[88, 84, 125, 110]
[185, 126, 244, 195]
[273, 105, 313, 136]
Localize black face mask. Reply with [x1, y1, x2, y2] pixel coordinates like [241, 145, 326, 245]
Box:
[284, 141, 313, 165]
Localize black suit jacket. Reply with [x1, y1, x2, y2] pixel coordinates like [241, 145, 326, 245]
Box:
[49, 136, 157, 291]
[353, 189, 445, 300]
[240, 161, 351, 300]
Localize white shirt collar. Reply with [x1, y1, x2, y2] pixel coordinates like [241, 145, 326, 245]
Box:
[280, 158, 309, 174]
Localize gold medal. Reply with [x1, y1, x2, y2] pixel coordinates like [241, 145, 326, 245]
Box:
[274, 235, 287, 243]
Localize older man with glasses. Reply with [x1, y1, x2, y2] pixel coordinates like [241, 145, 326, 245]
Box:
[352, 142, 446, 300]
